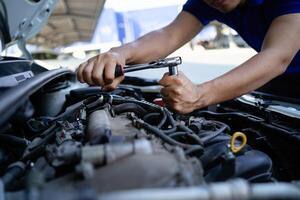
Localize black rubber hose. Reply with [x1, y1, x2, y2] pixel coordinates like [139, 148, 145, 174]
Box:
[162, 109, 177, 134]
[1, 162, 26, 189]
[177, 124, 195, 133]
[177, 124, 204, 145]
[209, 120, 231, 132]
[195, 110, 245, 116]
[113, 103, 148, 118]
[165, 109, 176, 127]
[169, 131, 203, 146]
[200, 123, 229, 144]
[168, 132, 187, 138]
[143, 113, 161, 124]
[0, 134, 28, 148]
[85, 97, 106, 111]
[184, 145, 204, 156]
[157, 109, 167, 128]
[138, 120, 202, 151]
[112, 95, 161, 112]
[143, 110, 167, 129]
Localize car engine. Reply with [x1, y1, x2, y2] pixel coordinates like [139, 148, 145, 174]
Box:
[0, 64, 300, 200]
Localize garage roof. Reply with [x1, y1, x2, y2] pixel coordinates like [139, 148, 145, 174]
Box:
[29, 0, 106, 48]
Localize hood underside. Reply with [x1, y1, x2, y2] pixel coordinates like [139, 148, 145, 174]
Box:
[0, 0, 57, 49]
[28, 0, 106, 48]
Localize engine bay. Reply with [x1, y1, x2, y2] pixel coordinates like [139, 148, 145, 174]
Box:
[1, 67, 300, 200]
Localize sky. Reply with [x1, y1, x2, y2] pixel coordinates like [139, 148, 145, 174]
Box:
[105, 0, 187, 11]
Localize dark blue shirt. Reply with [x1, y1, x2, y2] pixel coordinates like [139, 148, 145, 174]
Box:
[183, 0, 300, 73]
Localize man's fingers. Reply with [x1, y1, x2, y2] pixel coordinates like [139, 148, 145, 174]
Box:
[159, 71, 186, 86]
[77, 51, 127, 89]
[160, 71, 197, 114]
[163, 97, 179, 113]
[102, 76, 124, 91]
[76, 62, 88, 83]
[91, 60, 105, 86]
[160, 87, 169, 98]
[82, 60, 96, 85]
[159, 72, 174, 86]
[103, 60, 118, 84]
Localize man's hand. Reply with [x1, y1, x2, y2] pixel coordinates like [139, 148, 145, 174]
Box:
[76, 51, 125, 91]
[159, 71, 201, 114]
[76, 11, 202, 90]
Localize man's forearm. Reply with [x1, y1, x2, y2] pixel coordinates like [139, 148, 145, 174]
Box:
[196, 50, 290, 108]
[110, 29, 177, 64]
[196, 14, 300, 109]
[110, 11, 202, 65]
[157, 14, 299, 114]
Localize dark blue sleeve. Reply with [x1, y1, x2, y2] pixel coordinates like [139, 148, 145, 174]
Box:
[182, 0, 221, 25]
[265, 0, 300, 21]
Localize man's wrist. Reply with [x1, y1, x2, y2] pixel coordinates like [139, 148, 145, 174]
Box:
[109, 45, 133, 64]
[195, 82, 214, 109]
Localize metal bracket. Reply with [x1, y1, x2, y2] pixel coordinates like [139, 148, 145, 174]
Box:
[17, 36, 32, 60]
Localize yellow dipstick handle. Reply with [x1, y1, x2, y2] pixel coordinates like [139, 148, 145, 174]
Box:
[230, 132, 247, 153]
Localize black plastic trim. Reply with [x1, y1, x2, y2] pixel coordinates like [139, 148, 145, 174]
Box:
[0, 68, 72, 126]
[251, 91, 300, 105]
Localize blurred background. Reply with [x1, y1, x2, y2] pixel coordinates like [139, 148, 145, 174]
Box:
[1, 0, 257, 84]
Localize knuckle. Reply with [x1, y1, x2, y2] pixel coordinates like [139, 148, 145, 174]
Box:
[103, 53, 112, 60]
[105, 76, 114, 83]
[104, 70, 115, 84]
[173, 88, 181, 95]
[175, 78, 183, 85]
[111, 85, 117, 90]
[96, 55, 104, 62]
[158, 79, 164, 85]
[163, 72, 169, 77]
[91, 74, 101, 84]
[105, 85, 116, 91]
[117, 75, 125, 82]
[172, 98, 179, 103]
[82, 68, 91, 77]
[102, 54, 108, 60]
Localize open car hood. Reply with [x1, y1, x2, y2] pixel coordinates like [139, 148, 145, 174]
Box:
[0, 0, 57, 51]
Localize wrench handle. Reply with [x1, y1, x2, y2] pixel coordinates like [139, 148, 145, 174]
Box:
[114, 64, 124, 78]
